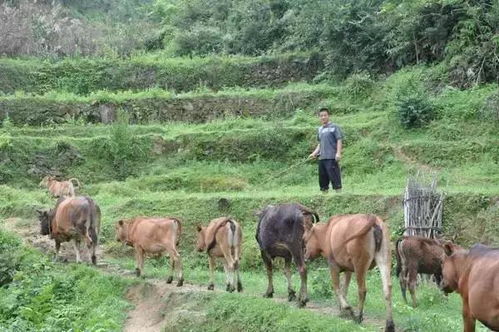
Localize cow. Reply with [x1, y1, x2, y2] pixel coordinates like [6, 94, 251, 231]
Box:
[304, 214, 394, 332]
[441, 243, 499, 332]
[196, 217, 243, 292]
[255, 203, 319, 307]
[37, 196, 100, 264]
[115, 217, 183, 286]
[40, 176, 81, 197]
[395, 236, 461, 307]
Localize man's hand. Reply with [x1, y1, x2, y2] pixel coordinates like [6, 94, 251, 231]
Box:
[308, 153, 317, 160]
[335, 153, 341, 161]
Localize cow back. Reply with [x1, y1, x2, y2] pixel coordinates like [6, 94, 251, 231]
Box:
[256, 204, 309, 251]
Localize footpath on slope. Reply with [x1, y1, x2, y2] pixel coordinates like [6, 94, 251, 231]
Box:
[2, 217, 394, 332]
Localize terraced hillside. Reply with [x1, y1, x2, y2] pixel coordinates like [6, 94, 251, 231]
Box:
[1, 54, 498, 331]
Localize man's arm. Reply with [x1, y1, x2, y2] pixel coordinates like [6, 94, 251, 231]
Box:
[335, 140, 342, 161]
[309, 144, 320, 159]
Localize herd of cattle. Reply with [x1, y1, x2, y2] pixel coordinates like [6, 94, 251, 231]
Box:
[36, 179, 499, 332]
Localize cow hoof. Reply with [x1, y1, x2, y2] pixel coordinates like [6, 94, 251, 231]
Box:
[288, 290, 296, 302]
[298, 298, 308, 308]
[263, 292, 273, 298]
[227, 285, 235, 293]
[355, 314, 363, 324]
[340, 307, 354, 319]
[177, 279, 184, 287]
[135, 268, 141, 278]
[237, 282, 243, 293]
[385, 320, 395, 332]
[208, 284, 214, 291]
[91, 255, 97, 265]
[166, 276, 173, 284]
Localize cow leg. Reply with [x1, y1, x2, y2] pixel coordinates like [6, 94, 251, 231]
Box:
[354, 265, 369, 324]
[400, 267, 408, 304]
[220, 244, 236, 292]
[208, 254, 216, 290]
[408, 267, 418, 308]
[234, 244, 243, 292]
[261, 251, 274, 298]
[462, 296, 476, 332]
[374, 239, 395, 332]
[134, 246, 144, 277]
[72, 239, 82, 263]
[291, 250, 308, 307]
[329, 262, 352, 316]
[341, 271, 352, 299]
[167, 246, 183, 287]
[284, 257, 296, 301]
[222, 261, 234, 293]
[236, 264, 243, 292]
[166, 256, 174, 284]
[54, 240, 61, 262]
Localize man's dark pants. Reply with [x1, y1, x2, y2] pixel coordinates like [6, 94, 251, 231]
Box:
[318, 159, 342, 191]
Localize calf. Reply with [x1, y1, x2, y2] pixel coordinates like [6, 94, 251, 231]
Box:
[115, 217, 183, 286]
[37, 196, 100, 264]
[196, 217, 243, 292]
[304, 214, 394, 332]
[255, 203, 319, 307]
[395, 236, 461, 307]
[442, 243, 499, 332]
[40, 176, 80, 197]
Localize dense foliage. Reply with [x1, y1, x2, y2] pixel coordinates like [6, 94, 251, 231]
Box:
[151, 0, 499, 86]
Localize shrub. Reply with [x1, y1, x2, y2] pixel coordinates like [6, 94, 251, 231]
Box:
[396, 94, 435, 129]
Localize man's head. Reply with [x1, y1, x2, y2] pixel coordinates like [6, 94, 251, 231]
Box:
[318, 108, 330, 125]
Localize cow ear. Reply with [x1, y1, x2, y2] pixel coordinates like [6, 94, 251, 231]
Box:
[443, 243, 455, 256]
[196, 225, 202, 232]
[118, 220, 123, 226]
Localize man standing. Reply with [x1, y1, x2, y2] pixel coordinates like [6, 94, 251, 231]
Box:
[308, 107, 343, 193]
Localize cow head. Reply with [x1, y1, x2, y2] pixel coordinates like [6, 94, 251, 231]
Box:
[39, 176, 54, 188]
[195, 225, 206, 252]
[37, 208, 53, 235]
[440, 242, 467, 294]
[115, 220, 129, 243]
[303, 224, 324, 262]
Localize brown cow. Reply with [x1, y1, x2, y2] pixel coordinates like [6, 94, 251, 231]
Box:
[115, 217, 183, 286]
[196, 217, 242, 292]
[37, 196, 100, 264]
[395, 236, 461, 307]
[40, 176, 81, 197]
[441, 243, 499, 332]
[255, 203, 319, 307]
[304, 214, 394, 332]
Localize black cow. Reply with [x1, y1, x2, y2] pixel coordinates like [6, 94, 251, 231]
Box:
[255, 203, 319, 307]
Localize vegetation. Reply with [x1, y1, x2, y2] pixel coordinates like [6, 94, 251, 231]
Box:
[0, 0, 498, 331]
[0, 229, 131, 331]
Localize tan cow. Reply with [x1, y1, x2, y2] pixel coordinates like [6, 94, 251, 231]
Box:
[115, 217, 183, 286]
[196, 217, 243, 292]
[304, 214, 394, 332]
[37, 196, 101, 264]
[40, 176, 81, 197]
[441, 243, 499, 332]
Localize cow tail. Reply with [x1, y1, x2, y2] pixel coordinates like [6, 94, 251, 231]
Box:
[395, 238, 403, 278]
[88, 199, 100, 245]
[170, 217, 182, 246]
[69, 178, 81, 188]
[227, 219, 237, 247]
[343, 215, 377, 244]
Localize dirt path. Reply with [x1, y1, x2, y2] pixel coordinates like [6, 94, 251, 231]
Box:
[2, 217, 393, 332]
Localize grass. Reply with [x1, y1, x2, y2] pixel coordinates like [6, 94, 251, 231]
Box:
[0, 229, 132, 332]
[0, 64, 498, 331]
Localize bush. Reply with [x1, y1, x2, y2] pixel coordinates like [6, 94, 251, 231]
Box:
[94, 110, 149, 180]
[396, 94, 435, 129]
